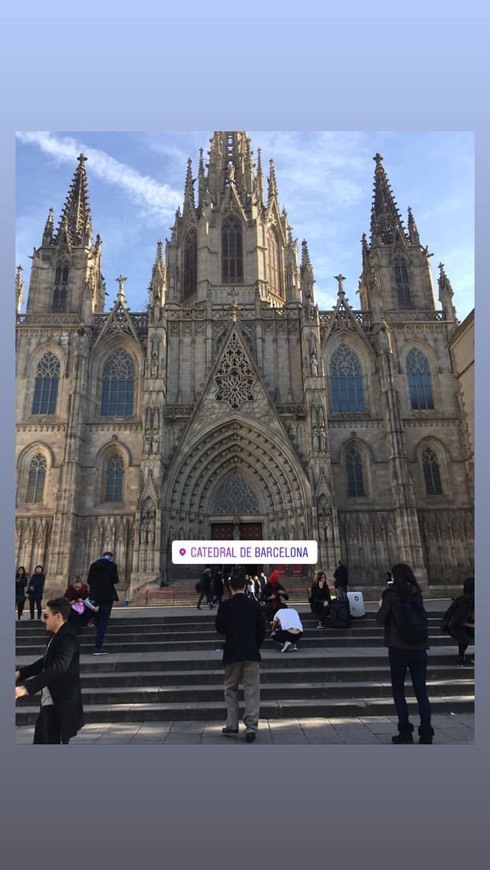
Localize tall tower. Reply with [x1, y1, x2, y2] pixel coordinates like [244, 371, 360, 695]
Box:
[25, 153, 105, 319]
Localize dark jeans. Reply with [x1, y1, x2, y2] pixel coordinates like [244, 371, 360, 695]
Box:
[272, 629, 303, 645]
[310, 602, 330, 623]
[33, 706, 70, 744]
[197, 590, 212, 607]
[449, 626, 474, 660]
[29, 598, 42, 619]
[95, 602, 113, 650]
[17, 598, 26, 618]
[388, 647, 431, 729]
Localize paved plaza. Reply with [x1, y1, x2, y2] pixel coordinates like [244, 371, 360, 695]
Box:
[15, 712, 473, 745]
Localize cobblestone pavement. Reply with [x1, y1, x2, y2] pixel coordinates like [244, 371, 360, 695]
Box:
[15, 712, 473, 745]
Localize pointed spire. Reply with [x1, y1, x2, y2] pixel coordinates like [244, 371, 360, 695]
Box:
[198, 147, 206, 207]
[256, 147, 264, 207]
[370, 153, 407, 246]
[54, 153, 93, 247]
[300, 239, 315, 300]
[268, 158, 278, 202]
[42, 207, 54, 246]
[203, 132, 259, 213]
[184, 158, 195, 208]
[149, 240, 166, 307]
[438, 262, 456, 319]
[407, 206, 420, 244]
[16, 265, 24, 313]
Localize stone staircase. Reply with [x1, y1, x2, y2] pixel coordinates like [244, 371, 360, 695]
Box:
[15, 609, 474, 726]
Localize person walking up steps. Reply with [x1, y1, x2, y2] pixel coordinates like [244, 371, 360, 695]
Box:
[87, 551, 119, 655]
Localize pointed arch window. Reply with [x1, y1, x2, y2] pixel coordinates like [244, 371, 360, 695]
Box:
[346, 448, 365, 497]
[267, 228, 282, 298]
[213, 473, 260, 514]
[101, 350, 135, 416]
[105, 454, 124, 502]
[406, 348, 434, 410]
[32, 352, 60, 415]
[52, 263, 69, 312]
[422, 447, 443, 495]
[26, 453, 47, 503]
[330, 344, 365, 412]
[222, 215, 243, 283]
[394, 257, 412, 308]
[183, 227, 197, 299]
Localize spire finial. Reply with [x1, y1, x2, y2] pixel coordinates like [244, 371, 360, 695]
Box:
[373, 152, 383, 167]
[116, 274, 128, 303]
[334, 274, 346, 296]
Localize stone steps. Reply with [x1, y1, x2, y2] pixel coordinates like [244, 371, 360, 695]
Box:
[16, 609, 472, 727]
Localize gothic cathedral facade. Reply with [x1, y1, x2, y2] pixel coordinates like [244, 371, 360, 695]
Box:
[15, 132, 474, 595]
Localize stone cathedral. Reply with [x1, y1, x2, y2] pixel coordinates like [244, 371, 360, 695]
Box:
[15, 132, 474, 596]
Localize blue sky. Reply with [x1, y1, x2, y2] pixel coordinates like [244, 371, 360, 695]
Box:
[16, 131, 474, 319]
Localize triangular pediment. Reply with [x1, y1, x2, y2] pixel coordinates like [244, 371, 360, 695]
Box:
[322, 292, 372, 354]
[92, 299, 143, 351]
[176, 323, 292, 447]
[218, 182, 248, 223]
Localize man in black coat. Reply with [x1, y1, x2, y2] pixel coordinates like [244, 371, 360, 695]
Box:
[215, 573, 265, 743]
[15, 597, 84, 744]
[334, 560, 349, 597]
[87, 551, 119, 654]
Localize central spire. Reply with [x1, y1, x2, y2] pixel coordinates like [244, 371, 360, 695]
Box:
[205, 131, 256, 207]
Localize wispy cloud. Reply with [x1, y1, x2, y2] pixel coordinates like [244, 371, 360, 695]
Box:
[16, 132, 182, 222]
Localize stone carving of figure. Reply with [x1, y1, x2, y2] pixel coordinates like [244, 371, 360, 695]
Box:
[151, 348, 159, 378]
[310, 351, 319, 377]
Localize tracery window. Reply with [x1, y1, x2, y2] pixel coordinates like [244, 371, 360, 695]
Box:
[213, 473, 260, 514]
[267, 228, 282, 298]
[215, 332, 256, 410]
[330, 345, 365, 412]
[32, 352, 60, 415]
[346, 448, 365, 498]
[105, 454, 124, 502]
[406, 348, 434, 410]
[394, 257, 411, 308]
[422, 447, 443, 495]
[222, 215, 243, 283]
[101, 350, 135, 416]
[183, 227, 197, 299]
[26, 453, 47, 503]
[52, 263, 69, 312]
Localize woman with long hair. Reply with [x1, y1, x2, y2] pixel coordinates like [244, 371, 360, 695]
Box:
[309, 570, 332, 628]
[376, 562, 433, 744]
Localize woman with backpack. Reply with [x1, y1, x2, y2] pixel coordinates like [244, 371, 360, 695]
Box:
[376, 562, 433, 745]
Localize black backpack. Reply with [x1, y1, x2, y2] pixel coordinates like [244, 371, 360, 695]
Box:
[396, 597, 429, 644]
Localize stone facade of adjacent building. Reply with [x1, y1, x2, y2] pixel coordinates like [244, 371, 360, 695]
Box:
[15, 133, 474, 595]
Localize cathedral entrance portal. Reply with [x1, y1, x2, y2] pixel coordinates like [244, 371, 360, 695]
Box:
[211, 521, 263, 577]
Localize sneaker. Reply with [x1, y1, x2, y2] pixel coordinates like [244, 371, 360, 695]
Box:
[93, 648, 109, 655]
[290, 645, 298, 651]
[281, 641, 292, 653]
[316, 622, 325, 629]
[245, 732, 256, 743]
[221, 726, 239, 735]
